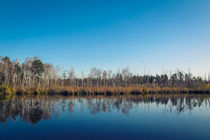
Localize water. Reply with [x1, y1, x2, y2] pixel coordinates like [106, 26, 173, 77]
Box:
[0, 95, 210, 140]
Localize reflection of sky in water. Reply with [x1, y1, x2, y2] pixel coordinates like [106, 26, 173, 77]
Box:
[0, 96, 210, 140]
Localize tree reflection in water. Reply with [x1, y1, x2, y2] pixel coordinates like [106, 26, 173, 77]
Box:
[0, 95, 209, 125]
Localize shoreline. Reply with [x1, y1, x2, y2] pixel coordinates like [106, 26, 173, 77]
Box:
[1, 86, 210, 98]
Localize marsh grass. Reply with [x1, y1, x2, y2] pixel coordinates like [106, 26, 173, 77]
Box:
[0, 85, 209, 99]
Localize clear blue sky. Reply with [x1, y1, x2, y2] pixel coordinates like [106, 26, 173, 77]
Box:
[0, 0, 210, 76]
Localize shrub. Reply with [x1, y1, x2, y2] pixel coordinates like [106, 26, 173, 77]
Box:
[0, 86, 12, 98]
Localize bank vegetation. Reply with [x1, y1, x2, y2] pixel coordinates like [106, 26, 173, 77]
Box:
[0, 56, 210, 98]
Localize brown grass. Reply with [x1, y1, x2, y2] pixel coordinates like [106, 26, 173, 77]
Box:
[1, 85, 210, 97]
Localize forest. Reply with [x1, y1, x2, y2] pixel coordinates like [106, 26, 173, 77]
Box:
[0, 56, 210, 97]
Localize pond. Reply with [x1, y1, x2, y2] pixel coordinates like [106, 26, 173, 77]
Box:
[0, 95, 210, 140]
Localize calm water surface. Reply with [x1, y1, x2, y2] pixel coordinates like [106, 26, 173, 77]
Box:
[0, 95, 210, 140]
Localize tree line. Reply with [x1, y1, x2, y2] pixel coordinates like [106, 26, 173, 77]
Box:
[0, 56, 209, 91]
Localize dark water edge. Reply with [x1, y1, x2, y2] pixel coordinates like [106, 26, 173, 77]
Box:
[0, 94, 210, 140]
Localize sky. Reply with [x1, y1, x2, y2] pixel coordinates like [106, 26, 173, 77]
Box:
[0, 0, 210, 76]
